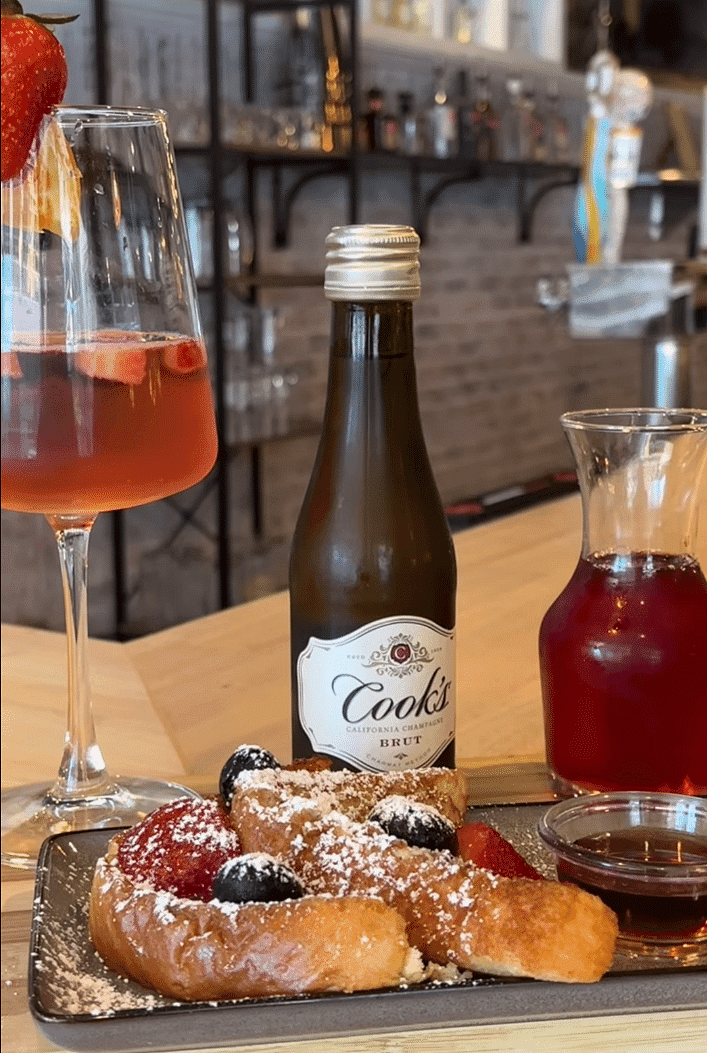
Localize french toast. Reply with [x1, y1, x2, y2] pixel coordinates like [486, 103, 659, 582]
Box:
[89, 752, 618, 999]
[89, 822, 422, 1000]
[231, 768, 618, 984]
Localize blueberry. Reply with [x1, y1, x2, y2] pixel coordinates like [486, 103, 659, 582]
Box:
[212, 854, 306, 904]
[219, 745, 280, 808]
[369, 795, 458, 854]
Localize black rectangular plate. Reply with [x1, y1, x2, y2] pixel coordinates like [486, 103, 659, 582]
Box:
[28, 804, 706, 1053]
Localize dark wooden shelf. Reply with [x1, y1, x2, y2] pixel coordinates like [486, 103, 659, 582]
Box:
[226, 273, 324, 292]
[224, 416, 322, 454]
[176, 142, 581, 178]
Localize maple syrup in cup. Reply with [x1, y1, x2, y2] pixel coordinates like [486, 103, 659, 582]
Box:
[1, 107, 217, 868]
[539, 409, 707, 797]
[538, 792, 707, 961]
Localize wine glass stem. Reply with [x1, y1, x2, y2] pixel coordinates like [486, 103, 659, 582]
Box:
[48, 517, 112, 800]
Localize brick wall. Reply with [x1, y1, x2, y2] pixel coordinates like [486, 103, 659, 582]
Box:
[253, 167, 705, 600]
[2, 122, 705, 638]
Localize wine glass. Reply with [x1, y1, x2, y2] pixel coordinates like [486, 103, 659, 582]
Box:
[1, 107, 218, 868]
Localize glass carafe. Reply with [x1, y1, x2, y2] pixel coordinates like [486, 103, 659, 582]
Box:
[539, 409, 707, 797]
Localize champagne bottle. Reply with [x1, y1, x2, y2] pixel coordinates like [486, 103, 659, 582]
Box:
[289, 225, 457, 772]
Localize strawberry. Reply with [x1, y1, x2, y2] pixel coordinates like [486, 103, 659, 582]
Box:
[1, 0, 77, 183]
[117, 797, 242, 902]
[457, 820, 544, 880]
[161, 338, 208, 376]
[75, 336, 147, 386]
[1, 351, 23, 378]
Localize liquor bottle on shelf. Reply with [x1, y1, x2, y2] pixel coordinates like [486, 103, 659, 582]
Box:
[525, 86, 547, 161]
[372, 0, 392, 27]
[501, 77, 527, 161]
[411, 0, 434, 33]
[518, 86, 538, 161]
[397, 91, 424, 155]
[427, 67, 457, 158]
[544, 81, 570, 163]
[449, 0, 477, 44]
[360, 87, 398, 151]
[360, 87, 383, 151]
[455, 69, 476, 159]
[388, 0, 413, 30]
[320, 6, 352, 153]
[281, 8, 325, 114]
[388, 0, 433, 33]
[472, 72, 499, 162]
[289, 225, 457, 772]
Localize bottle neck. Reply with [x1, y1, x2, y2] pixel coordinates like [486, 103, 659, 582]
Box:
[322, 299, 424, 452]
[330, 299, 414, 360]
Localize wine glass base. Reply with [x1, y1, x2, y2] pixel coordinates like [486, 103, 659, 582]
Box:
[1, 777, 200, 870]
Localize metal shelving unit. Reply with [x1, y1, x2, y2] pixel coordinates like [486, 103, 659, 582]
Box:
[88, 0, 359, 637]
[88, 0, 660, 637]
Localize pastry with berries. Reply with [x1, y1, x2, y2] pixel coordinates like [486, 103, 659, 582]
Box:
[89, 745, 618, 999]
[230, 766, 618, 984]
[88, 793, 421, 1001]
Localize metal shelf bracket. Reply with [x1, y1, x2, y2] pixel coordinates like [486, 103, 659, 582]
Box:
[271, 161, 351, 247]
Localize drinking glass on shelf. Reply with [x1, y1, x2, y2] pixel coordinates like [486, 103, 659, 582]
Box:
[224, 305, 297, 442]
[508, 0, 533, 53]
[271, 108, 302, 151]
[166, 33, 209, 147]
[1, 107, 218, 868]
[184, 200, 254, 286]
[223, 103, 274, 150]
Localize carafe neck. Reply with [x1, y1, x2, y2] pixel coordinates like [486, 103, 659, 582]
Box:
[566, 419, 707, 563]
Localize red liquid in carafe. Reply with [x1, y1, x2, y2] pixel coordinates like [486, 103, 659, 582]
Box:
[539, 553, 707, 794]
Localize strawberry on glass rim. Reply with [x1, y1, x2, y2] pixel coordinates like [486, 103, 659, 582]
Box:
[1, 0, 76, 184]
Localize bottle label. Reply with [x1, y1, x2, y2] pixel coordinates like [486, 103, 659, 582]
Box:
[297, 616, 455, 772]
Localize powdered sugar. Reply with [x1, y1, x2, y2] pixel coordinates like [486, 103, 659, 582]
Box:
[31, 853, 167, 1018]
[235, 766, 467, 827]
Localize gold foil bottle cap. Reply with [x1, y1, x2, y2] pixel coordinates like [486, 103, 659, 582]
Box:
[324, 224, 421, 301]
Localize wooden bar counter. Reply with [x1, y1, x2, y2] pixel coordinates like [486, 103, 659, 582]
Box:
[2, 495, 705, 1053]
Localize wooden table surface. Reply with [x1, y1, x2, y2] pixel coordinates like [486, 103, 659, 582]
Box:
[2, 494, 705, 1052]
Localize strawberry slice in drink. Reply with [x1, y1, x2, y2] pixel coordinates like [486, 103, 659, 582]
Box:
[74, 332, 146, 385]
[457, 820, 544, 880]
[161, 338, 208, 375]
[1, 351, 23, 378]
